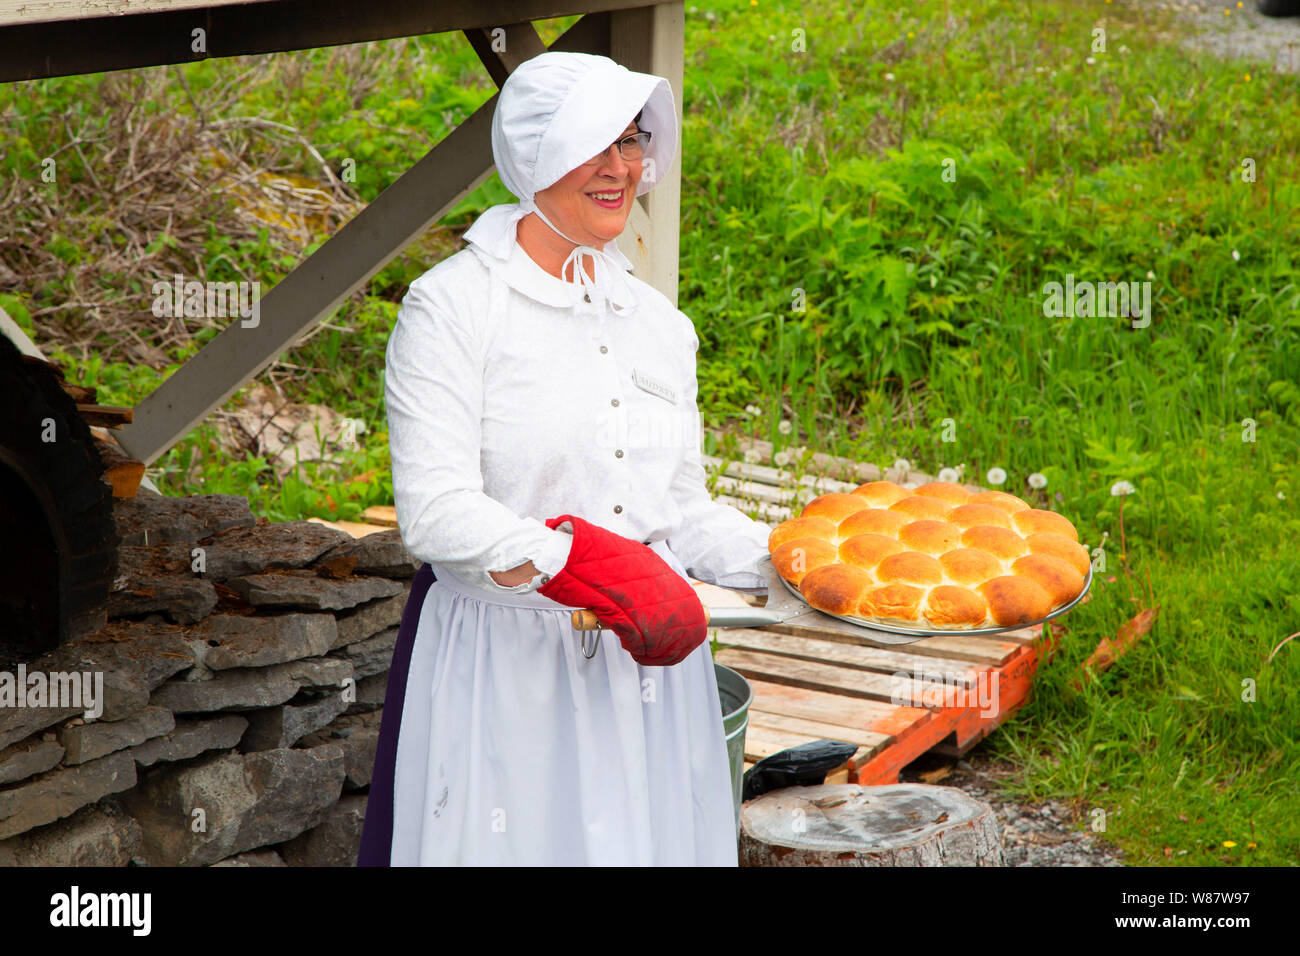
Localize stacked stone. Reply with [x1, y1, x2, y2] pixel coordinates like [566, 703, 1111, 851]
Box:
[0, 492, 418, 866]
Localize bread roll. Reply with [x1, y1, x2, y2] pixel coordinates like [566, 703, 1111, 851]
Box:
[768, 479, 1087, 630]
[799, 563, 874, 616]
[802, 492, 870, 525]
[851, 480, 910, 507]
[838, 507, 910, 539]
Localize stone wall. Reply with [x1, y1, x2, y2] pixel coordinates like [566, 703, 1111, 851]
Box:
[0, 492, 415, 866]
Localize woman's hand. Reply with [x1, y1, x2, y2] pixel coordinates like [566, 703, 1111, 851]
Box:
[489, 561, 540, 588]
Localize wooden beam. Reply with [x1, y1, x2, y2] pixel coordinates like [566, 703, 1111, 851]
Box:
[0, 0, 657, 82]
[611, 2, 683, 306]
[112, 15, 609, 465]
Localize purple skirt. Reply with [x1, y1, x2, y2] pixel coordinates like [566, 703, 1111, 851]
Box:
[356, 563, 435, 867]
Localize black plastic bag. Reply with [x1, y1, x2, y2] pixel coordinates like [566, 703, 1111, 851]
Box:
[741, 739, 859, 801]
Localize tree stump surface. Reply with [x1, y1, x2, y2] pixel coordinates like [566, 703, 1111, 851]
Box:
[739, 783, 1005, 867]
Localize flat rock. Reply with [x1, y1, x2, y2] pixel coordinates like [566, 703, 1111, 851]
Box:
[107, 545, 217, 623]
[58, 706, 175, 765]
[130, 715, 249, 767]
[197, 522, 352, 580]
[0, 803, 142, 867]
[320, 529, 420, 578]
[331, 627, 396, 680]
[281, 794, 366, 867]
[240, 693, 349, 751]
[0, 737, 65, 786]
[190, 613, 338, 670]
[228, 570, 401, 611]
[121, 745, 345, 866]
[114, 494, 255, 548]
[299, 710, 382, 789]
[0, 751, 137, 841]
[333, 590, 408, 649]
[149, 657, 352, 713]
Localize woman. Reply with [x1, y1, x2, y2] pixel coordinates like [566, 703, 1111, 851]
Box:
[358, 51, 771, 867]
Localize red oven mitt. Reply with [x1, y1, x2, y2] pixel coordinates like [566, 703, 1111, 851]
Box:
[537, 514, 707, 667]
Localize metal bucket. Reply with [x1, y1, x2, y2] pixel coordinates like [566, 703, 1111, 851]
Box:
[714, 662, 753, 838]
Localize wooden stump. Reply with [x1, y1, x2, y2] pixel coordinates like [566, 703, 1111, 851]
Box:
[740, 784, 1004, 867]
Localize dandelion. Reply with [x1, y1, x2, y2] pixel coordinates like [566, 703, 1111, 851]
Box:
[744, 404, 761, 417]
[907, 31, 915, 39]
[744, 448, 761, 464]
[1278, 491, 1286, 500]
[987, 467, 1007, 486]
[774, 450, 791, 467]
[1110, 480, 1136, 497]
[778, 419, 793, 434]
[884, 72, 896, 82]
[1244, 73, 1251, 82]
[1231, 249, 1240, 261]
[1118, 45, 1130, 54]
[893, 458, 911, 475]
[1223, 840, 1237, 848]
[1085, 56, 1096, 66]
[1146, 270, 1155, 280]
[937, 467, 960, 483]
[1028, 472, 1048, 489]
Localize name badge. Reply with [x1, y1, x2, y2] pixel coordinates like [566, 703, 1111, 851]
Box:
[632, 368, 677, 405]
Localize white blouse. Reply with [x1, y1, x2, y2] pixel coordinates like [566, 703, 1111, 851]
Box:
[385, 238, 773, 596]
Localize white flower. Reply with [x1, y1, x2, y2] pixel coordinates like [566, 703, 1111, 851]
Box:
[1085, 56, 1096, 65]
[893, 458, 910, 475]
[1110, 480, 1136, 497]
[1118, 45, 1130, 54]
[1146, 270, 1155, 280]
[778, 419, 793, 434]
[937, 467, 960, 483]
[1279, 491, 1286, 500]
[774, 450, 791, 467]
[987, 467, 1007, 486]
[744, 404, 760, 416]
[1231, 249, 1240, 261]
[884, 72, 895, 81]
[744, 448, 761, 464]
[1028, 472, 1047, 489]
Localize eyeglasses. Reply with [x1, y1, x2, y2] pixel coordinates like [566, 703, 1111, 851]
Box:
[581, 130, 652, 166]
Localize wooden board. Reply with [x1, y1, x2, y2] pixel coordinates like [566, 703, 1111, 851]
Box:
[305, 516, 393, 538]
[362, 505, 398, 527]
[742, 678, 931, 741]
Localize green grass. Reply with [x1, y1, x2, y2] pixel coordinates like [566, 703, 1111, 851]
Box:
[2, 0, 1297, 865]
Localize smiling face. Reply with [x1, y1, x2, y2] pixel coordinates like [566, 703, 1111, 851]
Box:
[518, 118, 644, 281]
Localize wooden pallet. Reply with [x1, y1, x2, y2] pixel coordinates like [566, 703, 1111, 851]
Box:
[695, 435, 1059, 785]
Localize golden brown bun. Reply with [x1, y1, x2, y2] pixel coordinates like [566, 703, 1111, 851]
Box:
[969, 490, 1031, 514]
[939, 548, 1004, 586]
[851, 481, 910, 508]
[771, 538, 838, 585]
[960, 525, 1029, 561]
[862, 583, 925, 621]
[799, 563, 874, 616]
[924, 585, 990, 627]
[945, 503, 1013, 531]
[838, 507, 910, 539]
[773, 479, 1087, 630]
[802, 492, 870, 525]
[1012, 508, 1079, 541]
[838, 533, 903, 570]
[889, 496, 954, 521]
[769, 516, 838, 552]
[1026, 532, 1091, 577]
[978, 575, 1053, 626]
[1011, 554, 1085, 606]
[898, 519, 962, 555]
[876, 551, 944, 586]
[913, 481, 973, 506]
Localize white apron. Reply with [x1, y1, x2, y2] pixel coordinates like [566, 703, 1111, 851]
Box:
[389, 543, 738, 866]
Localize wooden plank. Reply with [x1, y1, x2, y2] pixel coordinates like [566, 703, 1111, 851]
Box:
[713, 494, 792, 523]
[742, 725, 825, 762]
[761, 620, 1022, 667]
[715, 627, 983, 687]
[744, 678, 930, 740]
[305, 516, 392, 539]
[77, 404, 132, 427]
[746, 711, 889, 759]
[361, 505, 398, 528]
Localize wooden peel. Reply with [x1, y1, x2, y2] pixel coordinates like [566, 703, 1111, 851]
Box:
[571, 606, 771, 630]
